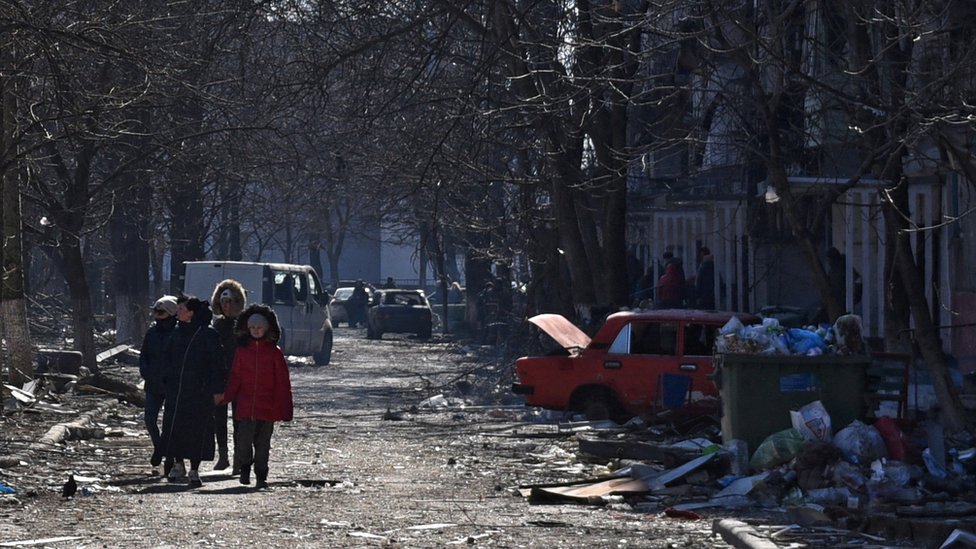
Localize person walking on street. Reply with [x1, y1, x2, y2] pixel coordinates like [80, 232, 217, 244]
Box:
[348, 280, 369, 327]
[139, 295, 179, 472]
[217, 304, 293, 490]
[159, 296, 224, 487]
[210, 279, 247, 472]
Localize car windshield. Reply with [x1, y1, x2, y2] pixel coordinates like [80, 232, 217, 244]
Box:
[384, 292, 424, 306]
[334, 288, 353, 299]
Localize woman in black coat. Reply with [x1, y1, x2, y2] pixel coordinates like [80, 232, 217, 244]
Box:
[159, 296, 224, 487]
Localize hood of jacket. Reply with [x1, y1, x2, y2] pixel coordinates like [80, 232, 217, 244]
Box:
[235, 303, 282, 345]
[211, 278, 247, 318]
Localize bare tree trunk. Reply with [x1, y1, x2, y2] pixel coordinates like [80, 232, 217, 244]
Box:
[110, 179, 151, 344]
[308, 235, 324, 282]
[764, 124, 840, 320]
[549, 172, 598, 319]
[61, 239, 99, 374]
[168, 179, 206, 292]
[884, 181, 969, 432]
[1, 47, 33, 387]
[1, 174, 33, 387]
[228, 185, 242, 260]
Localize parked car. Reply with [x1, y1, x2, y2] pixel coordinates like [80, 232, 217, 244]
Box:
[330, 286, 374, 327]
[182, 261, 334, 365]
[366, 289, 433, 340]
[512, 309, 758, 421]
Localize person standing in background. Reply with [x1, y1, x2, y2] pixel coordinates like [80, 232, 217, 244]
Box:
[695, 248, 716, 309]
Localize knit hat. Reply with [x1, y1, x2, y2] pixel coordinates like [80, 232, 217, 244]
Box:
[152, 296, 179, 315]
[220, 289, 233, 301]
[247, 314, 270, 329]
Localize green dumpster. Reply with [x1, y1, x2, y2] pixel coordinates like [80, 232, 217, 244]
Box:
[717, 353, 870, 455]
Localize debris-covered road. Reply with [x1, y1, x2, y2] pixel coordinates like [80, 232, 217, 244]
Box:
[0, 330, 916, 547]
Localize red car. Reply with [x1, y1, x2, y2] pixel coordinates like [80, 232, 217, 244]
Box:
[512, 309, 758, 421]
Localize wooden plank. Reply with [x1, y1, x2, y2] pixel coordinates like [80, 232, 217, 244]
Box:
[577, 437, 700, 463]
[96, 345, 133, 363]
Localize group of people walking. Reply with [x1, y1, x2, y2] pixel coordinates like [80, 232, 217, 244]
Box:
[138, 279, 293, 489]
[633, 246, 717, 310]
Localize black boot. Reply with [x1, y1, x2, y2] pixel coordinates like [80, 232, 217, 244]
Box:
[214, 442, 230, 471]
[239, 464, 251, 485]
[255, 468, 268, 489]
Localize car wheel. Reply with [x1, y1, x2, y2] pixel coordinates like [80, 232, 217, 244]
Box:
[313, 330, 333, 366]
[574, 388, 623, 422]
[418, 324, 432, 339]
[366, 325, 378, 340]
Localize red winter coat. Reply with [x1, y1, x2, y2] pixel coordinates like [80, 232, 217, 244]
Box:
[221, 339, 293, 422]
[657, 262, 685, 308]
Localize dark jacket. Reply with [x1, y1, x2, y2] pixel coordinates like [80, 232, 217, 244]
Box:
[160, 303, 223, 461]
[139, 316, 177, 396]
[211, 279, 247, 381]
[695, 255, 716, 309]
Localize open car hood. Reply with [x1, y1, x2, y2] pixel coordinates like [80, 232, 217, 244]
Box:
[528, 314, 591, 352]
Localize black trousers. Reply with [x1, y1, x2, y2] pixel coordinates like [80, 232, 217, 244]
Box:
[235, 419, 274, 475]
[214, 404, 229, 455]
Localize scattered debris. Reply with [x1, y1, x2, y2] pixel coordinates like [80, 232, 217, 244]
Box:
[0, 536, 85, 547]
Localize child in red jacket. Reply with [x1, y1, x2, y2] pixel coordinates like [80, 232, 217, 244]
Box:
[217, 304, 293, 489]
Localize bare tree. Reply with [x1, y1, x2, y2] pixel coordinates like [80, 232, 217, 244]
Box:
[0, 39, 32, 387]
[676, 0, 974, 431]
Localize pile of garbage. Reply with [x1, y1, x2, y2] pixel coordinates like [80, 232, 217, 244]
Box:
[518, 403, 976, 544]
[716, 314, 868, 356]
[730, 401, 974, 510]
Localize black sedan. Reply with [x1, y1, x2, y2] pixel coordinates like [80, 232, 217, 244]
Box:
[366, 289, 433, 340]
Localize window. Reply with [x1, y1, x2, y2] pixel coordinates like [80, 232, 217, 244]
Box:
[294, 273, 309, 302]
[274, 272, 295, 304]
[308, 271, 325, 303]
[608, 324, 632, 354]
[611, 322, 679, 355]
[684, 324, 717, 356]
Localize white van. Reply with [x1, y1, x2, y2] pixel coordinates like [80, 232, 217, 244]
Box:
[181, 261, 333, 365]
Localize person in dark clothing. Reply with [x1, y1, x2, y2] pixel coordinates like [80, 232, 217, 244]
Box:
[139, 295, 179, 471]
[210, 279, 247, 472]
[159, 295, 224, 487]
[348, 280, 369, 327]
[695, 248, 716, 309]
[382, 276, 397, 289]
[218, 304, 293, 489]
[818, 246, 862, 323]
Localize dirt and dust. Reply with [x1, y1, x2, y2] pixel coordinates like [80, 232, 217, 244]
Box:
[0, 329, 833, 548]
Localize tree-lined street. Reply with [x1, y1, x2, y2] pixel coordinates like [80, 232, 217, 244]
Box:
[1, 330, 752, 547]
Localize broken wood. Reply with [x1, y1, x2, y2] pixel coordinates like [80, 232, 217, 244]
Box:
[76, 373, 144, 408]
[577, 437, 701, 463]
[95, 344, 138, 365]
